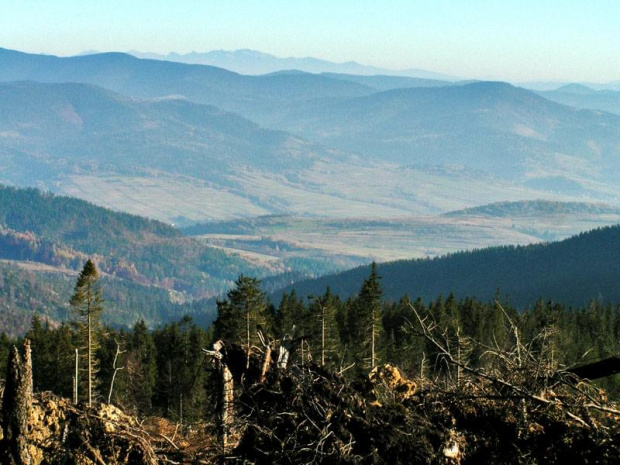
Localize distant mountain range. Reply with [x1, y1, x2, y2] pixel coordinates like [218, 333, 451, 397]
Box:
[2, 46, 620, 334]
[0, 48, 375, 123]
[1, 48, 620, 224]
[538, 84, 620, 116]
[125, 49, 460, 80]
[0, 80, 436, 223]
[278, 223, 620, 308]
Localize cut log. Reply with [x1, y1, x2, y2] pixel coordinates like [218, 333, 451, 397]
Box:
[567, 356, 620, 380]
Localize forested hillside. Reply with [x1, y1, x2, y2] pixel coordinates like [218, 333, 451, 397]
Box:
[0, 262, 214, 337]
[0, 185, 286, 334]
[4, 272, 619, 419]
[279, 224, 620, 308]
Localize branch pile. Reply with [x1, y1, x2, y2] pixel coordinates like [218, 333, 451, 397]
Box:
[221, 305, 620, 464]
[233, 364, 447, 465]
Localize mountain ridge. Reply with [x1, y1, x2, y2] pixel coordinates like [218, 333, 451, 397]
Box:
[125, 48, 460, 80]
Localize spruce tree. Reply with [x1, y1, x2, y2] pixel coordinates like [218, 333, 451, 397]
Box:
[26, 313, 49, 392]
[213, 275, 270, 367]
[70, 259, 104, 407]
[349, 263, 383, 371]
[128, 319, 157, 414]
[308, 287, 341, 367]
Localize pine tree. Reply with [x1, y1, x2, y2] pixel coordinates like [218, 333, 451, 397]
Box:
[50, 323, 77, 398]
[276, 290, 306, 339]
[70, 259, 104, 407]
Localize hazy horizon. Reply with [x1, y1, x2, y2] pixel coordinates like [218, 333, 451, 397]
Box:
[2, 1, 619, 83]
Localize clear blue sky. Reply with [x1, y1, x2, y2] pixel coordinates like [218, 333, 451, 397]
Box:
[2, 0, 619, 82]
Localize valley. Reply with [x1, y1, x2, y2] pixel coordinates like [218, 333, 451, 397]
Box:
[2, 50, 620, 233]
[185, 200, 620, 265]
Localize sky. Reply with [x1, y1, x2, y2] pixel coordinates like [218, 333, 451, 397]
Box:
[2, 0, 619, 83]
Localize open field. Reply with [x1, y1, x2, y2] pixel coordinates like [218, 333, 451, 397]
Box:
[47, 160, 611, 228]
[187, 203, 620, 265]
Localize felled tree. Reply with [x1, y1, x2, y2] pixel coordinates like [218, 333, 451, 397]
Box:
[70, 259, 104, 407]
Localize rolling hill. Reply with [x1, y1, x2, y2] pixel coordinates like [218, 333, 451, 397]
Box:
[183, 200, 620, 268]
[277, 223, 620, 308]
[0, 81, 327, 178]
[1, 81, 591, 225]
[0, 81, 366, 222]
[273, 82, 620, 183]
[442, 199, 620, 218]
[319, 72, 455, 91]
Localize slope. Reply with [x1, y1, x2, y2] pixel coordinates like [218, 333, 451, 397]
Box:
[3, 51, 620, 221]
[277, 223, 620, 308]
[0, 81, 568, 223]
[0, 81, 387, 222]
[321, 72, 456, 91]
[0, 81, 326, 179]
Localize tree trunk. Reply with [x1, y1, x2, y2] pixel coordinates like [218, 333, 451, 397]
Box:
[245, 300, 251, 370]
[88, 302, 92, 407]
[222, 365, 234, 451]
[371, 320, 376, 370]
[277, 337, 291, 370]
[74, 348, 79, 405]
[260, 344, 272, 383]
[107, 340, 125, 404]
[203, 341, 236, 452]
[1, 341, 33, 464]
[321, 306, 326, 367]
